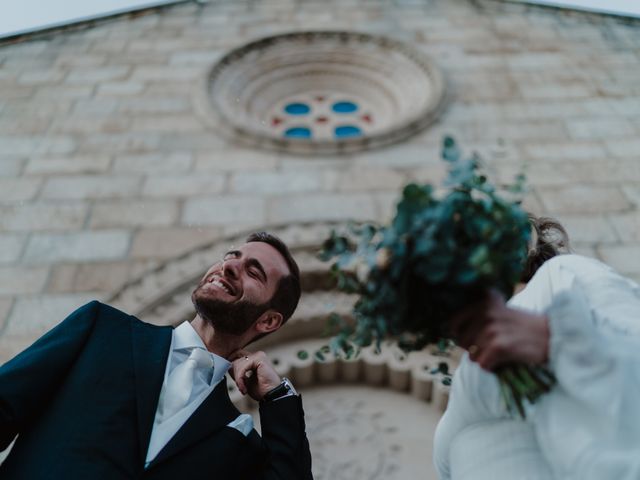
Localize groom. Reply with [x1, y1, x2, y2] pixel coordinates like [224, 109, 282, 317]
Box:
[0, 232, 313, 479]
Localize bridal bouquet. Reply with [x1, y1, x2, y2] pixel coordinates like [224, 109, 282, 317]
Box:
[319, 137, 555, 417]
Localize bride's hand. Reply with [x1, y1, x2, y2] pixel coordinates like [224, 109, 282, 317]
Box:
[451, 290, 550, 371]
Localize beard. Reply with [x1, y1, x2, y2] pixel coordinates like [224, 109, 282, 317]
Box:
[191, 282, 269, 336]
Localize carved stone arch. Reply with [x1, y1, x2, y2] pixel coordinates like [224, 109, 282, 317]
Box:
[108, 222, 456, 480]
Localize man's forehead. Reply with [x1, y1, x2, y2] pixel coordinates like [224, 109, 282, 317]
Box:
[238, 242, 289, 274]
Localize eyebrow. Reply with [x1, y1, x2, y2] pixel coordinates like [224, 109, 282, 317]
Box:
[224, 250, 268, 282]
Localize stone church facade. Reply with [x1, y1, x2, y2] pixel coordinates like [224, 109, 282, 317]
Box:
[1, 1, 639, 477]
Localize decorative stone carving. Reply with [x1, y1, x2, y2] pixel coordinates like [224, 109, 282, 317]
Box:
[199, 31, 446, 154]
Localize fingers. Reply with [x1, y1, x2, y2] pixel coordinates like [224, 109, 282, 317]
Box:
[231, 350, 268, 395]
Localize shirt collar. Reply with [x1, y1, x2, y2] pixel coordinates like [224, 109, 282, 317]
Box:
[173, 321, 232, 378]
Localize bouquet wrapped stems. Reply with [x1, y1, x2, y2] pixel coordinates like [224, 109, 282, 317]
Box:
[496, 364, 556, 418]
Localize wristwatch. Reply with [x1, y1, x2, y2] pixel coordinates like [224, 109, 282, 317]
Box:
[262, 377, 298, 402]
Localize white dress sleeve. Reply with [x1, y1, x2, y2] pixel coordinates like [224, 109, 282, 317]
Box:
[530, 256, 640, 480]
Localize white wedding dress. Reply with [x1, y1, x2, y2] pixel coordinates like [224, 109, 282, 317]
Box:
[433, 254, 640, 480]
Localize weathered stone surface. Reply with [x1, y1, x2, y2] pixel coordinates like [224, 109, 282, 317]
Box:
[41, 175, 140, 200]
[269, 194, 377, 223]
[0, 234, 26, 264]
[23, 231, 131, 263]
[0, 266, 49, 295]
[598, 244, 640, 275]
[142, 174, 226, 197]
[113, 152, 193, 174]
[0, 178, 42, 203]
[182, 196, 266, 226]
[89, 200, 179, 228]
[230, 171, 326, 194]
[129, 226, 222, 259]
[5, 293, 101, 336]
[194, 151, 278, 172]
[25, 155, 112, 175]
[538, 186, 632, 214]
[0, 203, 88, 232]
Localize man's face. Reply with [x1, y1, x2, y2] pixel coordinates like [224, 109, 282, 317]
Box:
[191, 241, 290, 335]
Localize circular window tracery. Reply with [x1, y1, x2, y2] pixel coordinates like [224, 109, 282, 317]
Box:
[205, 31, 446, 154]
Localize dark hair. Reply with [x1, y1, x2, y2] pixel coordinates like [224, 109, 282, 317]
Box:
[520, 215, 570, 282]
[245, 231, 301, 324]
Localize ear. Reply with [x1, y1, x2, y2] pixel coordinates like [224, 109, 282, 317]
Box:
[255, 310, 283, 335]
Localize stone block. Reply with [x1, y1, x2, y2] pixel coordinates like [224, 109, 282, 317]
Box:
[5, 293, 101, 337]
[519, 141, 608, 162]
[0, 178, 42, 203]
[83, 258, 130, 292]
[113, 153, 193, 174]
[89, 200, 179, 228]
[0, 297, 13, 330]
[25, 155, 111, 175]
[609, 211, 640, 243]
[622, 186, 640, 207]
[96, 81, 146, 96]
[130, 116, 205, 133]
[519, 84, 593, 100]
[333, 168, 407, 192]
[77, 133, 163, 154]
[598, 244, 640, 276]
[41, 175, 140, 200]
[142, 174, 226, 197]
[230, 171, 325, 194]
[0, 135, 76, 156]
[0, 266, 49, 295]
[182, 196, 266, 226]
[130, 66, 201, 82]
[46, 264, 78, 293]
[65, 66, 130, 84]
[129, 226, 223, 259]
[566, 118, 635, 140]
[0, 234, 26, 264]
[17, 69, 66, 85]
[0, 157, 24, 177]
[195, 151, 279, 172]
[539, 186, 632, 214]
[0, 203, 88, 232]
[606, 139, 640, 159]
[23, 230, 131, 263]
[117, 97, 191, 114]
[553, 214, 619, 244]
[269, 194, 377, 223]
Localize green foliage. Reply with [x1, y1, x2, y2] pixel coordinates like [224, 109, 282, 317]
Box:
[319, 136, 554, 417]
[320, 136, 531, 349]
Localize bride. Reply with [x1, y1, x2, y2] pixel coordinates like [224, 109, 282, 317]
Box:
[433, 217, 640, 480]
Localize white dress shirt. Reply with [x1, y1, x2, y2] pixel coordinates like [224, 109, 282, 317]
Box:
[145, 321, 231, 466]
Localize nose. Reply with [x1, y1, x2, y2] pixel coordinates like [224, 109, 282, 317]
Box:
[221, 256, 241, 279]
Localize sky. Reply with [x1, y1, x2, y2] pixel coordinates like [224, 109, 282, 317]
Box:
[0, 0, 639, 39]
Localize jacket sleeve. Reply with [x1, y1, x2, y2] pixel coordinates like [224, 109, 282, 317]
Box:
[257, 395, 313, 480]
[0, 300, 100, 451]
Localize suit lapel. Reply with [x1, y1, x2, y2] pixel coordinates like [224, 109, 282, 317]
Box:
[130, 318, 173, 461]
[149, 376, 242, 467]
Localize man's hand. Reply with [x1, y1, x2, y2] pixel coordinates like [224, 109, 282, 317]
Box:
[451, 290, 551, 371]
[229, 350, 281, 401]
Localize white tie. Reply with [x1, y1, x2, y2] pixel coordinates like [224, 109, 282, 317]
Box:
[156, 348, 214, 423]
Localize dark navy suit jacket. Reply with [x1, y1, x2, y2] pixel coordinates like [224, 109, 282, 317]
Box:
[0, 301, 313, 479]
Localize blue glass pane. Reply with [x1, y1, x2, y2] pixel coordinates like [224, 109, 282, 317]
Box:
[284, 103, 311, 115]
[284, 127, 312, 139]
[332, 101, 359, 114]
[335, 125, 362, 138]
